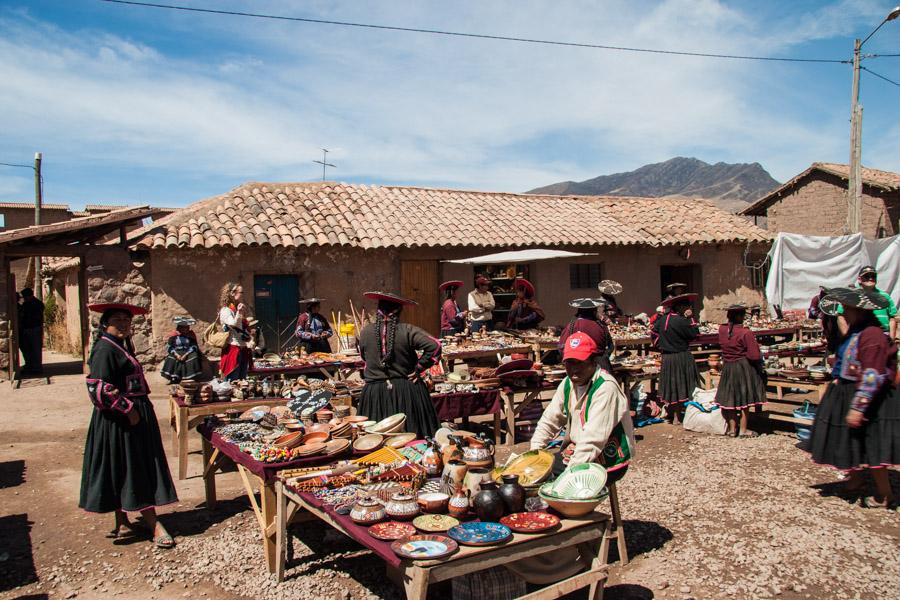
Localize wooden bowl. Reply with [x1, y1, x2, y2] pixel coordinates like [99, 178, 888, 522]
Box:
[273, 432, 304, 449]
[353, 433, 384, 454]
[301, 431, 330, 445]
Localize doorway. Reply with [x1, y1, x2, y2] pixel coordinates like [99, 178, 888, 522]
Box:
[400, 260, 439, 334]
[253, 275, 300, 353]
[660, 264, 703, 310]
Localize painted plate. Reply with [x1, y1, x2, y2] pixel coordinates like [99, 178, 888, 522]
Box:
[548, 463, 607, 500]
[368, 521, 416, 541]
[491, 450, 554, 486]
[413, 514, 460, 533]
[446, 522, 512, 546]
[391, 534, 458, 560]
[500, 511, 560, 533]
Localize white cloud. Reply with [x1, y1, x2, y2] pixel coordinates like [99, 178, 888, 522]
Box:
[0, 0, 893, 205]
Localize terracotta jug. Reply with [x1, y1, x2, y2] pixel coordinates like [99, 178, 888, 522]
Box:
[448, 484, 470, 519]
[459, 435, 495, 470]
[473, 480, 505, 522]
[422, 437, 444, 477]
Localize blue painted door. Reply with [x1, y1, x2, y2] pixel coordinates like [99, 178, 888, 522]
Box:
[253, 275, 299, 353]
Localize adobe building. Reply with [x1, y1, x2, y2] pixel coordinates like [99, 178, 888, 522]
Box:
[37, 182, 771, 370]
[741, 162, 900, 239]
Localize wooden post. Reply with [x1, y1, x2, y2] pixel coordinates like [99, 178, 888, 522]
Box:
[78, 258, 90, 373]
[33, 152, 43, 301]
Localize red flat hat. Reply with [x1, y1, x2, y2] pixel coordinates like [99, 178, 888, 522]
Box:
[514, 278, 535, 296]
[661, 293, 698, 308]
[87, 303, 149, 316]
[439, 280, 464, 292]
[363, 291, 418, 306]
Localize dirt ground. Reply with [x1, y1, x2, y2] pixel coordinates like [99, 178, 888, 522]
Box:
[1, 351, 897, 600]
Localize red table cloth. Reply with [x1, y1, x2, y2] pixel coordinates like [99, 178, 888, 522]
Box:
[430, 389, 501, 421]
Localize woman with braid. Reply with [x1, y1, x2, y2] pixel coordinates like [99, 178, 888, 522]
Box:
[357, 291, 443, 438]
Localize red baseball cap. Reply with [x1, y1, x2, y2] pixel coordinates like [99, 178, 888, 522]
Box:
[563, 332, 598, 362]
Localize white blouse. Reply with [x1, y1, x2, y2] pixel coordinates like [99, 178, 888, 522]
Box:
[219, 305, 247, 347]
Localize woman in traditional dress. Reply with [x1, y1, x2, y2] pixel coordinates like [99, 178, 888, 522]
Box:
[295, 298, 334, 354]
[715, 304, 766, 437]
[652, 293, 701, 424]
[559, 298, 614, 373]
[506, 279, 545, 330]
[160, 317, 203, 384]
[439, 280, 468, 337]
[218, 282, 251, 381]
[80, 303, 177, 548]
[810, 287, 898, 509]
[357, 291, 442, 438]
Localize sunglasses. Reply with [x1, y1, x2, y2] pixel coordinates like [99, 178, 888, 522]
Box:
[860, 274, 876, 282]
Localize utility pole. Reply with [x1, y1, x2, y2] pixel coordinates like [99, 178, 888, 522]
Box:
[847, 39, 861, 234]
[33, 152, 43, 301]
[312, 149, 336, 181]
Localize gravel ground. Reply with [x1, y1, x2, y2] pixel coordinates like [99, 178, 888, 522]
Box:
[1, 356, 898, 599]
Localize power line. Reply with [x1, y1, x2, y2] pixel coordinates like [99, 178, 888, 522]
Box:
[861, 66, 900, 88]
[99, 0, 848, 64]
[0, 162, 34, 169]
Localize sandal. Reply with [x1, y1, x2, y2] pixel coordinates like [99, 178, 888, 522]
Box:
[153, 532, 176, 549]
[861, 496, 898, 510]
[738, 431, 759, 438]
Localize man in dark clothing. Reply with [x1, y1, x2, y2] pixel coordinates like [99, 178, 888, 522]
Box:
[19, 288, 44, 374]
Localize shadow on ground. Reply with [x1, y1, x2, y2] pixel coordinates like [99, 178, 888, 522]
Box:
[0, 514, 37, 592]
[0, 459, 26, 489]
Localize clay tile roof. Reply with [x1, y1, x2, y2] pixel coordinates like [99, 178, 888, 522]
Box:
[132, 181, 769, 250]
[742, 162, 900, 216]
[0, 201, 70, 210]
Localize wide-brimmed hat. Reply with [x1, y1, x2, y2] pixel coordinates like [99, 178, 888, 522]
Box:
[173, 316, 196, 326]
[662, 293, 698, 308]
[88, 303, 148, 316]
[298, 298, 325, 305]
[725, 303, 747, 313]
[569, 298, 604, 309]
[597, 280, 623, 295]
[439, 280, 464, 292]
[247, 317, 260, 327]
[665, 282, 688, 292]
[822, 287, 890, 313]
[514, 279, 535, 297]
[364, 291, 418, 306]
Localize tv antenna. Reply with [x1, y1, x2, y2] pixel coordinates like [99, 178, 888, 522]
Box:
[312, 148, 336, 181]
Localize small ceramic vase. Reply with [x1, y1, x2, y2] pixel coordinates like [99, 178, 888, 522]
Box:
[473, 480, 505, 522]
[350, 496, 386, 525]
[460, 436, 495, 470]
[463, 467, 492, 507]
[384, 491, 420, 521]
[448, 484, 470, 519]
[441, 459, 468, 495]
[498, 474, 526, 514]
[422, 438, 444, 477]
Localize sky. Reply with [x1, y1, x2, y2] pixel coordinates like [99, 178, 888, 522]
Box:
[0, 0, 898, 209]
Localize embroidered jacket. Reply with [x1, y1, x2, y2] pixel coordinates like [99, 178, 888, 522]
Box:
[717, 324, 761, 363]
[85, 333, 150, 415]
[296, 312, 333, 341]
[651, 312, 699, 353]
[530, 367, 636, 470]
[165, 331, 199, 356]
[833, 325, 897, 414]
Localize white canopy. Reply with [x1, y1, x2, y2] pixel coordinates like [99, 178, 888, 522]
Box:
[443, 249, 596, 265]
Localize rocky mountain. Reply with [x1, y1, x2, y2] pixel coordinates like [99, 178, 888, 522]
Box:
[527, 157, 780, 212]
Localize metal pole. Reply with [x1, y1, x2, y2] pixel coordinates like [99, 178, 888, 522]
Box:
[33, 152, 43, 301]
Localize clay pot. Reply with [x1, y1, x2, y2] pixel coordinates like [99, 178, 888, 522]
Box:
[349, 496, 386, 525]
[499, 474, 526, 514]
[384, 491, 419, 521]
[472, 480, 505, 522]
[421, 438, 444, 477]
[448, 485, 470, 519]
[440, 460, 468, 495]
[417, 492, 450, 514]
[459, 436, 495, 470]
[463, 467, 492, 507]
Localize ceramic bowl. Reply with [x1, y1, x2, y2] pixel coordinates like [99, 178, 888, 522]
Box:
[538, 484, 608, 518]
[344, 415, 369, 424]
[353, 433, 384, 453]
[285, 422, 305, 432]
[387, 433, 418, 448]
[369, 413, 407, 433]
[358, 420, 377, 429]
[416, 492, 449, 514]
[547, 463, 608, 500]
[301, 431, 329, 445]
[308, 423, 331, 435]
[273, 431, 304, 449]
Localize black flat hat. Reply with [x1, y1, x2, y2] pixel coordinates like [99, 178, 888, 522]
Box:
[299, 298, 325, 304]
[569, 298, 604, 309]
[364, 291, 418, 306]
[821, 287, 890, 314]
[597, 280, 623, 295]
[665, 282, 688, 291]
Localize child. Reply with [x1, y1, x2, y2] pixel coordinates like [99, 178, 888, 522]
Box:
[161, 317, 203, 383]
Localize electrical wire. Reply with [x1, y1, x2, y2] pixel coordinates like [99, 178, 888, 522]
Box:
[0, 162, 34, 169]
[99, 0, 849, 64]
[861, 66, 900, 88]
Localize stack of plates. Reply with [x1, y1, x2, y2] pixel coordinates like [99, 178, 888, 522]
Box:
[330, 420, 352, 439]
[294, 442, 327, 457]
[324, 438, 351, 457]
[366, 413, 407, 434]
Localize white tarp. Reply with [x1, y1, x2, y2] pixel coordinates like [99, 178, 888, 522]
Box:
[765, 232, 900, 314]
[443, 249, 595, 265]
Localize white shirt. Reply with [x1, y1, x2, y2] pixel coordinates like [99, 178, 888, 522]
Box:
[468, 290, 495, 322]
[219, 305, 248, 347]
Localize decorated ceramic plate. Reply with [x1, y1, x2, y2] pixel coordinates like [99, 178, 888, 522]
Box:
[447, 522, 512, 546]
[391, 535, 458, 560]
[500, 511, 560, 533]
[491, 450, 554, 486]
[368, 521, 416, 541]
[548, 463, 607, 500]
[413, 514, 459, 533]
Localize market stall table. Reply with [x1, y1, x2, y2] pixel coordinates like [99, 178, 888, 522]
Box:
[431, 389, 503, 445]
[501, 381, 558, 446]
[168, 395, 289, 480]
[442, 345, 534, 370]
[197, 423, 339, 573]
[250, 359, 364, 379]
[275, 481, 612, 599]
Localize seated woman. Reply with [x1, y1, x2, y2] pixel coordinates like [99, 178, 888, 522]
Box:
[439, 280, 468, 337]
[530, 332, 635, 482]
[296, 298, 333, 354]
[506, 279, 545, 330]
[160, 317, 203, 384]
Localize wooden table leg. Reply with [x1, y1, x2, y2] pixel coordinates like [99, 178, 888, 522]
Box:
[201, 437, 217, 510]
[493, 411, 502, 447]
[169, 397, 178, 455]
[275, 481, 287, 582]
[177, 406, 189, 480]
[402, 566, 429, 600]
[504, 391, 516, 447]
[262, 480, 277, 574]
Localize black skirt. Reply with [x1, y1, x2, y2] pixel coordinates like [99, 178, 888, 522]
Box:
[160, 350, 202, 383]
[79, 397, 178, 513]
[809, 380, 900, 470]
[715, 359, 766, 409]
[302, 339, 332, 354]
[659, 351, 701, 404]
[357, 378, 440, 439]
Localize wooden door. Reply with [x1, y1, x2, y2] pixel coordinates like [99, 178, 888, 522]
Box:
[660, 264, 704, 311]
[253, 274, 300, 352]
[400, 260, 440, 335]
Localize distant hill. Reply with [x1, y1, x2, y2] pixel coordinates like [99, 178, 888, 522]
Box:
[527, 157, 780, 212]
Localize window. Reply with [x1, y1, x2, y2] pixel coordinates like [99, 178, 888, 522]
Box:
[569, 263, 604, 289]
[0, 213, 5, 228]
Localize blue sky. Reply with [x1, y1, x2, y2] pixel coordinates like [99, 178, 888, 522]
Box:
[0, 0, 898, 209]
